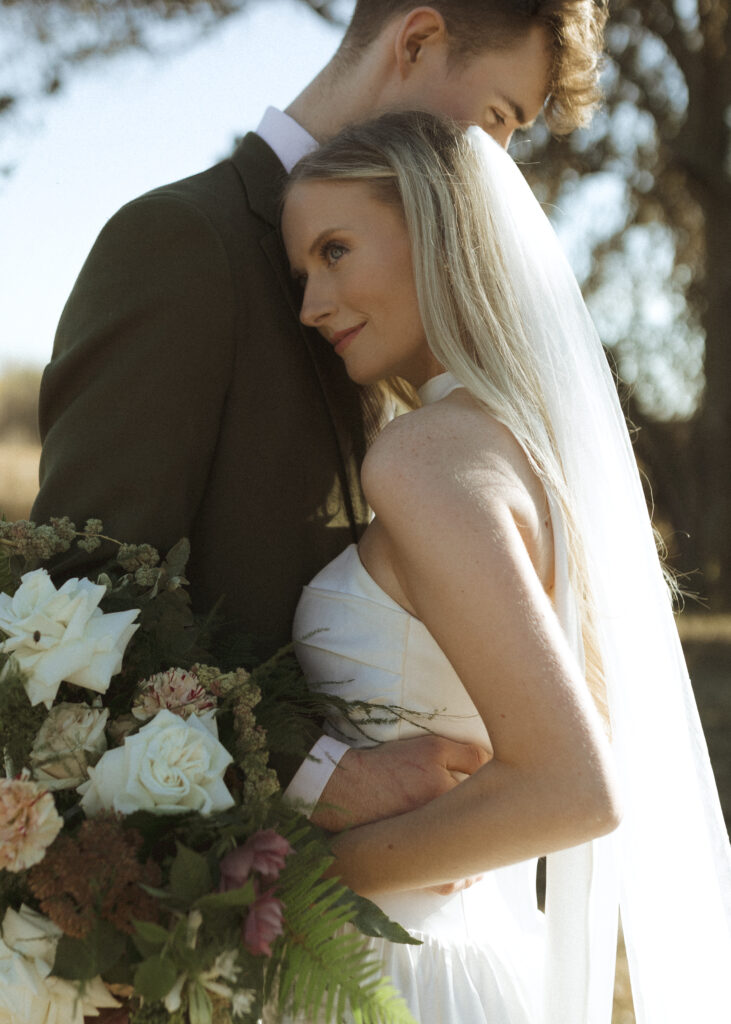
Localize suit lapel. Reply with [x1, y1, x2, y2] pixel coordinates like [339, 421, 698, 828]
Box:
[231, 134, 369, 538]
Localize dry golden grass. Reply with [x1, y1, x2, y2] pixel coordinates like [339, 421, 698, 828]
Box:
[0, 438, 40, 520]
[613, 932, 635, 1023]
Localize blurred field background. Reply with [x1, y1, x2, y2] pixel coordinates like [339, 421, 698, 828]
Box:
[0, 365, 42, 521]
[1, 364, 729, 1024]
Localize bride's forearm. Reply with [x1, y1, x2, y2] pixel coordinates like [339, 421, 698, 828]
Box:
[328, 757, 621, 896]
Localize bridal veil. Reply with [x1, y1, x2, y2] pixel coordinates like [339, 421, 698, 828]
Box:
[462, 127, 731, 1024]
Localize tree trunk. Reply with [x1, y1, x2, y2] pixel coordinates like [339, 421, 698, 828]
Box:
[693, 191, 731, 606]
[681, 8, 731, 607]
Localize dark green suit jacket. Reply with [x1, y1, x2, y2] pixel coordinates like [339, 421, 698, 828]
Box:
[32, 133, 371, 654]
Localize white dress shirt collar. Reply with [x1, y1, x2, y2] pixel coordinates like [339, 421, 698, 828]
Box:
[255, 106, 318, 173]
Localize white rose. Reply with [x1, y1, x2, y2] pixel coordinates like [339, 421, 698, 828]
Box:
[0, 568, 139, 708]
[79, 708, 234, 816]
[0, 905, 119, 1024]
[30, 703, 109, 791]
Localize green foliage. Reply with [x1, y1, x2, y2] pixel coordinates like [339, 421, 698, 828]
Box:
[169, 842, 212, 904]
[133, 919, 171, 953]
[0, 541, 15, 595]
[269, 835, 418, 1024]
[53, 918, 127, 981]
[343, 891, 420, 946]
[188, 981, 213, 1024]
[134, 953, 179, 1001]
[240, 644, 317, 764]
[0, 865, 30, 918]
[194, 879, 255, 914]
[0, 657, 47, 776]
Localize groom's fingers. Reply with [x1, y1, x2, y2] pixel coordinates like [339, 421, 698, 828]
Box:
[427, 874, 484, 896]
[439, 737, 493, 776]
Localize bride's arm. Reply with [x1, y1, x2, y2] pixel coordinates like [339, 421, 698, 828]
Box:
[329, 402, 622, 896]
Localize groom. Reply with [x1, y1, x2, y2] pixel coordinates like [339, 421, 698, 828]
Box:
[31, 1, 607, 830]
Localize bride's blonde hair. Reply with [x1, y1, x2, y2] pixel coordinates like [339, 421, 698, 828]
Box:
[287, 111, 608, 727]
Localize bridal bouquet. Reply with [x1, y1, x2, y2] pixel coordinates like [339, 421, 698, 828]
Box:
[0, 517, 418, 1024]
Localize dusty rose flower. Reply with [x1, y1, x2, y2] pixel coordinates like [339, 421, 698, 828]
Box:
[219, 830, 293, 891]
[243, 890, 284, 957]
[132, 667, 217, 721]
[30, 702, 109, 791]
[0, 770, 62, 872]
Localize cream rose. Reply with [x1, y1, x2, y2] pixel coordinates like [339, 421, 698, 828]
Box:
[79, 708, 234, 816]
[0, 568, 139, 708]
[0, 905, 119, 1024]
[30, 703, 109, 791]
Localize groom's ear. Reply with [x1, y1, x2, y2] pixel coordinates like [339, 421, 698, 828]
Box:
[392, 7, 449, 80]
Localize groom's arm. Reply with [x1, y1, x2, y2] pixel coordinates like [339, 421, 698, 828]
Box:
[32, 192, 235, 575]
[287, 735, 491, 832]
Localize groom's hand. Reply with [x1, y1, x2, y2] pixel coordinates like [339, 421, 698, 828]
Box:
[311, 735, 491, 833]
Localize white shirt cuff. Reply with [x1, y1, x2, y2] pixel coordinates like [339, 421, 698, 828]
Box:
[283, 735, 351, 816]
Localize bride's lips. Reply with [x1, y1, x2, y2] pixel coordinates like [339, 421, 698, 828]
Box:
[330, 323, 365, 355]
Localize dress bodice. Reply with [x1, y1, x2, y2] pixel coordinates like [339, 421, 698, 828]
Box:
[293, 542, 490, 752]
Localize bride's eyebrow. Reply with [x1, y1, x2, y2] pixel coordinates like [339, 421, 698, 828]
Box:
[308, 227, 349, 255]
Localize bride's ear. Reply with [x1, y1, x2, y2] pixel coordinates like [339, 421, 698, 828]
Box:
[393, 8, 448, 80]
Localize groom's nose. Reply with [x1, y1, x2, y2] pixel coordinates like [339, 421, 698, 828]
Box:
[299, 278, 335, 327]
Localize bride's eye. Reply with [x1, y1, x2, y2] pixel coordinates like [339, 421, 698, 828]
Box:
[321, 241, 348, 265]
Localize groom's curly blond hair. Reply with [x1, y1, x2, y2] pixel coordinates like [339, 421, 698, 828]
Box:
[339, 1, 608, 135]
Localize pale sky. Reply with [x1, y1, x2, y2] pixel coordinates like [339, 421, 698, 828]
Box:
[0, 0, 344, 369]
[0, 2, 696, 417]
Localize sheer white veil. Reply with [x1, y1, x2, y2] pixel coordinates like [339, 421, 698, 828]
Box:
[463, 126, 731, 1023]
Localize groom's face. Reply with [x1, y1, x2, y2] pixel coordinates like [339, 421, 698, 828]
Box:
[387, 23, 552, 149]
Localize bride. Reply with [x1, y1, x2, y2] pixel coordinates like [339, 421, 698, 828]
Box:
[281, 111, 731, 1023]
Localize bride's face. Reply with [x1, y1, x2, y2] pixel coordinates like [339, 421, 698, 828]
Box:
[282, 180, 440, 389]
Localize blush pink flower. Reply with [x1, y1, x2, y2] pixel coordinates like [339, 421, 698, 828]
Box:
[219, 830, 293, 891]
[0, 771, 63, 872]
[132, 668, 216, 722]
[243, 890, 284, 957]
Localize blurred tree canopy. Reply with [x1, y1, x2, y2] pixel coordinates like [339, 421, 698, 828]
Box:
[2, 0, 729, 605]
[516, 0, 730, 607]
[0, 0, 339, 170]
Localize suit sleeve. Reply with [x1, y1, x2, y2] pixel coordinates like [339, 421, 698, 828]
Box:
[32, 193, 236, 574]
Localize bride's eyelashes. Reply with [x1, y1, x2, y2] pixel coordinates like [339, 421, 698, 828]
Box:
[320, 240, 349, 266]
[289, 241, 349, 287]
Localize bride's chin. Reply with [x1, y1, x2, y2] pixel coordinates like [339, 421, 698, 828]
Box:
[344, 362, 390, 389]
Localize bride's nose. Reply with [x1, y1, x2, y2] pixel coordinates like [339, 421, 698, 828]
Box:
[299, 278, 335, 328]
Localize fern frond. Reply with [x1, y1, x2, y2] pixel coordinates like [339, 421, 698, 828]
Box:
[270, 840, 417, 1024]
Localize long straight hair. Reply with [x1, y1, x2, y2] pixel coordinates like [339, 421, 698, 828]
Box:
[287, 111, 608, 726]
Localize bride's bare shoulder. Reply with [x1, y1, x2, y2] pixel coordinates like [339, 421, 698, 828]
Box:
[362, 389, 537, 516]
[362, 389, 553, 587]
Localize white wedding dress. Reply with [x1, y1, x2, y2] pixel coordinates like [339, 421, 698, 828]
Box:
[292, 373, 563, 1024]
